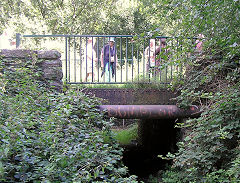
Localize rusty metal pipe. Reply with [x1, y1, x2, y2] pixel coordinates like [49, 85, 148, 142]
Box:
[98, 105, 200, 119]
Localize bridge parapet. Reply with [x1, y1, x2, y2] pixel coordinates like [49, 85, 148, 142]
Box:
[83, 88, 200, 119]
[82, 88, 178, 105]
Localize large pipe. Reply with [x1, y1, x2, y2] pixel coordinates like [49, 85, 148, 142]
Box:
[98, 105, 200, 119]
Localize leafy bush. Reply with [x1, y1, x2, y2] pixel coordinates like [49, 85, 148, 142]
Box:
[163, 84, 240, 182]
[152, 0, 240, 182]
[161, 48, 240, 182]
[0, 57, 138, 182]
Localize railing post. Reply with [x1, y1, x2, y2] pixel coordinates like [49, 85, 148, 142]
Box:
[16, 33, 21, 48]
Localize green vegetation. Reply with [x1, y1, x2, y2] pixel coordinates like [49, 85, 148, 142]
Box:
[156, 0, 240, 182]
[0, 0, 148, 36]
[70, 80, 166, 90]
[102, 124, 138, 145]
[0, 58, 138, 182]
[1, 0, 239, 182]
[113, 124, 138, 145]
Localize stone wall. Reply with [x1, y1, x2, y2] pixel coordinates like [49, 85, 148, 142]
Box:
[0, 49, 63, 92]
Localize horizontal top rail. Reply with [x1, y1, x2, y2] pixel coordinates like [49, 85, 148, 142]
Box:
[22, 34, 135, 38]
[21, 34, 198, 39]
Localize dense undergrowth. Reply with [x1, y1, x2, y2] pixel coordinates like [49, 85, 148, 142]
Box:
[159, 34, 240, 183]
[145, 0, 240, 182]
[0, 58, 138, 182]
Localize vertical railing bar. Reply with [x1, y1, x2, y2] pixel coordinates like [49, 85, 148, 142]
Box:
[164, 38, 167, 84]
[154, 38, 156, 82]
[85, 37, 88, 83]
[174, 39, 177, 80]
[165, 47, 168, 84]
[126, 37, 128, 82]
[159, 38, 161, 83]
[97, 37, 99, 82]
[68, 36, 71, 82]
[159, 38, 162, 82]
[159, 67, 162, 82]
[131, 40, 134, 82]
[103, 37, 105, 82]
[137, 47, 139, 82]
[177, 38, 179, 77]
[143, 40, 145, 80]
[115, 37, 117, 83]
[91, 36, 94, 82]
[80, 37, 82, 82]
[108, 37, 111, 82]
[178, 38, 181, 80]
[180, 39, 183, 80]
[65, 36, 68, 82]
[16, 33, 21, 48]
[74, 36, 76, 82]
[148, 38, 150, 82]
[120, 37, 122, 83]
[171, 38, 173, 81]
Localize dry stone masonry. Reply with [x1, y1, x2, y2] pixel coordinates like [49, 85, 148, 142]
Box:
[0, 49, 63, 92]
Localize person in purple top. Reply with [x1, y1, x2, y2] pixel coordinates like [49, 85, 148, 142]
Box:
[100, 37, 118, 82]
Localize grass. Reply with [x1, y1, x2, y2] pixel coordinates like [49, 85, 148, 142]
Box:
[112, 124, 138, 145]
[103, 124, 139, 145]
[67, 73, 173, 90]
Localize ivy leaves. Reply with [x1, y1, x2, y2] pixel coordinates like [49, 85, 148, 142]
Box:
[0, 57, 138, 182]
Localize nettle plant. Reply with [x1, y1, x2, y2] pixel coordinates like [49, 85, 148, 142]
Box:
[0, 57, 138, 182]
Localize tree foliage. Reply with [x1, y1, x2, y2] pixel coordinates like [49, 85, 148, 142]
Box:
[1, 0, 115, 34]
[1, 0, 153, 36]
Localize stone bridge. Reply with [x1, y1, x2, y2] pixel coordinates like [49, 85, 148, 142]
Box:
[1, 49, 201, 177]
[0, 49, 200, 119]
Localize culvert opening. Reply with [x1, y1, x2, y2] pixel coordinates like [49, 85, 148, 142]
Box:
[122, 119, 181, 180]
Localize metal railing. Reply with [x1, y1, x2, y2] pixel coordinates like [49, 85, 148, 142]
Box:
[16, 34, 196, 85]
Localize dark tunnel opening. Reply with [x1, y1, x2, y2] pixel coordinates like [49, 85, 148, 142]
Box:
[122, 119, 181, 181]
